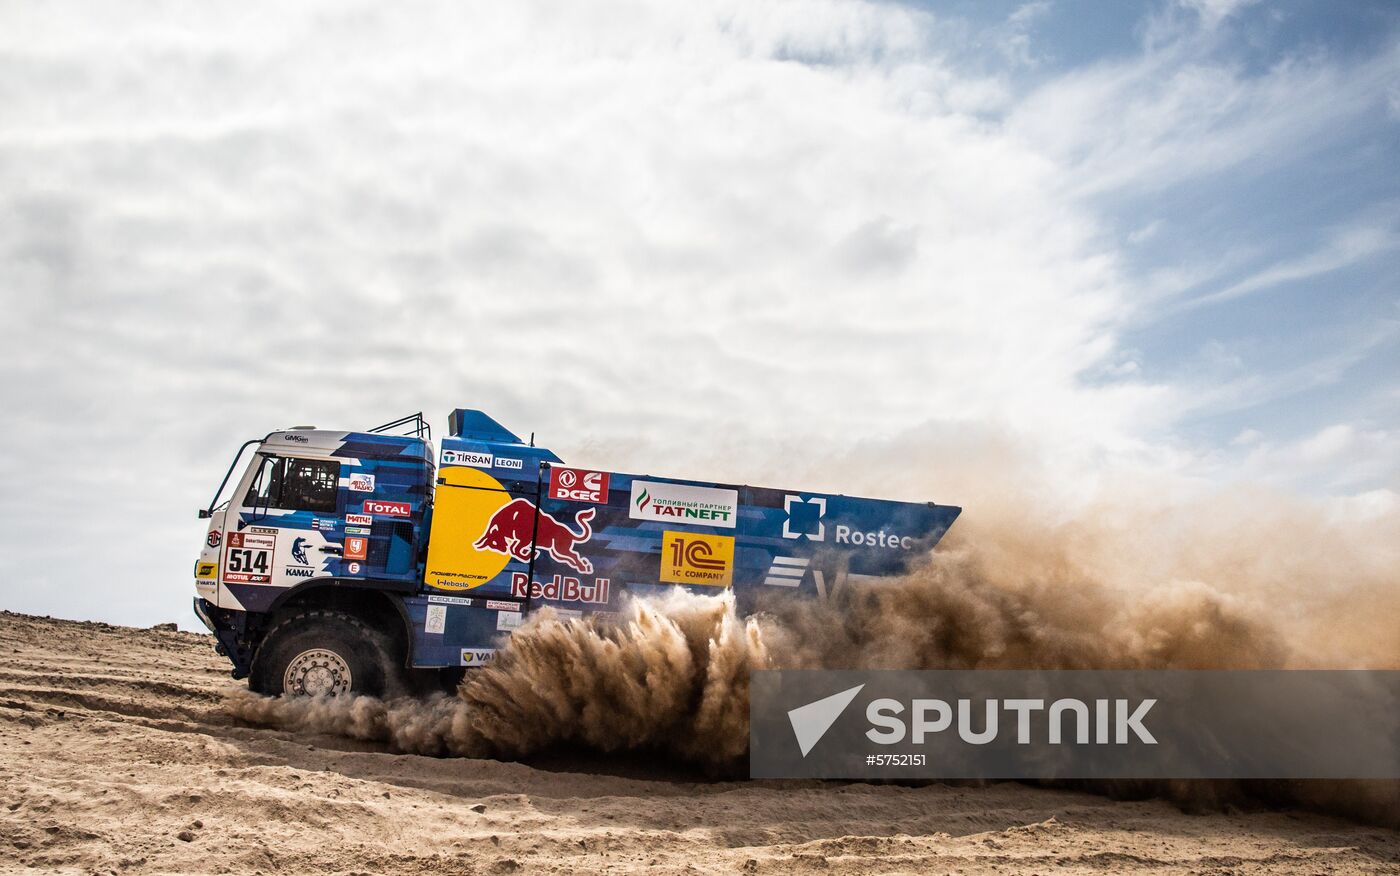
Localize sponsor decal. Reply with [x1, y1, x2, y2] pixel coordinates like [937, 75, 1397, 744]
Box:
[427, 594, 473, 605]
[497, 612, 523, 632]
[630, 481, 738, 529]
[782, 495, 826, 541]
[224, 530, 275, 584]
[343, 536, 368, 561]
[348, 472, 375, 492]
[764, 555, 808, 587]
[495, 456, 524, 470]
[661, 531, 734, 586]
[206, 530, 221, 548]
[485, 600, 522, 612]
[549, 467, 610, 503]
[510, 572, 611, 605]
[312, 518, 336, 532]
[362, 499, 410, 518]
[347, 561, 362, 574]
[290, 537, 312, 566]
[195, 561, 218, 581]
[345, 514, 373, 526]
[425, 604, 447, 635]
[835, 525, 916, 550]
[443, 449, 492, 468]
[344, 526, 371, 535]
[460, 648, 496, 666]
[475, 499, 595, 573]
[283, 566, 315, 579]
[282, 433, 309, 443]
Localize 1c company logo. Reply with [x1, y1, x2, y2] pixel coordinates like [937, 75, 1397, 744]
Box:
[661, 531, 734, 587]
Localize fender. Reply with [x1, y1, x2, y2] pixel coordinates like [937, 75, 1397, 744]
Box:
[263, 577, 416, 665]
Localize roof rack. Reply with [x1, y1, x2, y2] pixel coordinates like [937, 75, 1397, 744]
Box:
[367, 412, 431, 442]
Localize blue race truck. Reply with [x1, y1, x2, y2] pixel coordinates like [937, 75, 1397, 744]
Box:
[193, 409, 961, 696]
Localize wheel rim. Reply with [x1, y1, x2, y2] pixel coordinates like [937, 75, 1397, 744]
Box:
[283, 648, 353, 697]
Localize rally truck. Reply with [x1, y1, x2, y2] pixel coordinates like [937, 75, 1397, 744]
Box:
[193, 409, 961, 697]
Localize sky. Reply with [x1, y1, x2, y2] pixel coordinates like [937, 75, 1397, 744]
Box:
[0, 0, 1397, 626]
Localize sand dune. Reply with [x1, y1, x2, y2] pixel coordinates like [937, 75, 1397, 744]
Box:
[0, 610, 1396, 874]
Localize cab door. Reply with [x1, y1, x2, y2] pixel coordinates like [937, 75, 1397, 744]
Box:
[222, 454, 343, 603]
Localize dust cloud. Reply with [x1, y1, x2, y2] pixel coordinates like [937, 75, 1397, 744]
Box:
[228, 467, 1400, 825]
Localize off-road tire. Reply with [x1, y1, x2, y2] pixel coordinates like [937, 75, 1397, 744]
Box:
[249, 609, 400, 697]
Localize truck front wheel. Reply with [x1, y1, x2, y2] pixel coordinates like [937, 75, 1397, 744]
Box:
[250, 609, 398, 698]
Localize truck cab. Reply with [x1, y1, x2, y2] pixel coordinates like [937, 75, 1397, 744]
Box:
[195, 416, 437, 695]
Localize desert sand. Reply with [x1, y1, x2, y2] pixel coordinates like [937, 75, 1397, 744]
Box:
[1, 610, 1396, 875]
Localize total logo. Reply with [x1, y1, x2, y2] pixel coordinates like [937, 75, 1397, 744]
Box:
[549, 467, 610, 503]
[362, 500, 410, 518]
[474, 498, 595, 573]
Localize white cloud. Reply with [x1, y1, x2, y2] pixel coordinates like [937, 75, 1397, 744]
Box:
[1184, 221, 1400, 309]
[0, 0, 1394, 624]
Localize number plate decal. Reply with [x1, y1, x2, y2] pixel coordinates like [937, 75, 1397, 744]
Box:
[223, 529, 276, 584]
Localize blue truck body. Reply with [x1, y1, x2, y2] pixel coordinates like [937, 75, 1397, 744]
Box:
[193, 410, 960, 690]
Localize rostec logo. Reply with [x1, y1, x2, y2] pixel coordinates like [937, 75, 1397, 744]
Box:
[835, 526, 916, 550]
[782, 495, 826, 541]
[549, 467, 610, 503]
[362, 500, 410, 518]
[474, 498, 595, 573]
[661, 531, 734, 587]
[510, 572, 611, 604]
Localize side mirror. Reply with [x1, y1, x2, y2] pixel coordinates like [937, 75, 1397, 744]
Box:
[197, 509, 212, 519]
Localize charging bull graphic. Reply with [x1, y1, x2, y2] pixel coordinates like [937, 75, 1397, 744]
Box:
[473, 498, 595, 574]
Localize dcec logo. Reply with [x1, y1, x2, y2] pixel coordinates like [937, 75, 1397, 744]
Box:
[549, 467, 610, 503]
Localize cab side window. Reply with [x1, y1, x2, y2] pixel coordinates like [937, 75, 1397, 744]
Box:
[282, 458, 340, 512]
[243, 457, 340, 513]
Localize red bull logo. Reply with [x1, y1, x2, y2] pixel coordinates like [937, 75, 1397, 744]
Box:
[473, 498, 595, 573]
[510, 571, 610, 604]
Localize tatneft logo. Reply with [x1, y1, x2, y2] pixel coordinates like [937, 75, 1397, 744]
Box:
[629, 481, 738, 528]
[787, 686, 1158, 758]
[362, 500, 410, 517]
[550, 467, 610, 503]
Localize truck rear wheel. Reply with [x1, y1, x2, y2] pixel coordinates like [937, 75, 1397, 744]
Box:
[250, 609, 399, 698]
